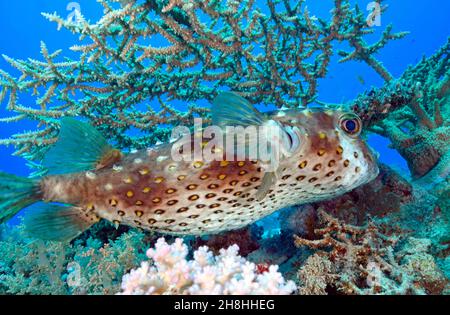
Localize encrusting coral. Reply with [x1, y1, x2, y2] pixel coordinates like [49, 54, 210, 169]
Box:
[119, 237, 297, 295]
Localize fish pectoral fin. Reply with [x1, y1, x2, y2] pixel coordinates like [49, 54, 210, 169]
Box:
[212, 92, 266, 128]
[43, 117, 121, 175]
[255, 172, 277, 201]
[25, 204, 100, 242]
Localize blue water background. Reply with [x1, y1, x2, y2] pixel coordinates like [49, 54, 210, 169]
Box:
[0, 0, 449, 178]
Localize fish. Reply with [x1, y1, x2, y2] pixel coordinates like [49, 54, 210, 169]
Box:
[0, 92, 379, 242]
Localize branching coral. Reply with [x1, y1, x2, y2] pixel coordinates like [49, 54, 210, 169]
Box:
[119, 237, 297, 295]
[0, 222, 148, 295]
[350, 39, 450, 178]
[0, 0, 407, 172]
[296, 252, 337, 295]
[293, 210, 423, 295]
[67, 230, 148, 294]
[0, 232, 69, 295]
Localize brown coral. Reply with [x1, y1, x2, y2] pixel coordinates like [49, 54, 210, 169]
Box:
[351, 40, 450, 179]
[294, 210, 422, 295]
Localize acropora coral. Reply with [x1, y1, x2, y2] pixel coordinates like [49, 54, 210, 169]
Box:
[293, 210, 448, 295]
[350, 39, 450, 178]
[0, 0, 409, 175]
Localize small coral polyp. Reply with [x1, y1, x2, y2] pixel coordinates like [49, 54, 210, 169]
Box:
[119, 238, 297, 295]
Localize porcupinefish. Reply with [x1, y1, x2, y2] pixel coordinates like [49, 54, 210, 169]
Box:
[0, 92, 379, 241]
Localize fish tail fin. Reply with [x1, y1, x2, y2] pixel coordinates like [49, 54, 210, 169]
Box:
[0, 172, 41, 224]
[25, 205, 100, 242]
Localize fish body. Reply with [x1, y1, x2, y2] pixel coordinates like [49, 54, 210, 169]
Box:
[0, 92, 379, 241]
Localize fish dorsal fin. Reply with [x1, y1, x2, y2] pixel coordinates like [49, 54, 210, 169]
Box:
[43, 118, 120, 175]
[212, 92, 265, 128]
[25, 204, 100, 242]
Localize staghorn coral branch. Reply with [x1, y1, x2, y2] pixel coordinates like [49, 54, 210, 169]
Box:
[294, 209, 425, 295]
[348, 38, 449, 178]
[0, 0, 408, 169]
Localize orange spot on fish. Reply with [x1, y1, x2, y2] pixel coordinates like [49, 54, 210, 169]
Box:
[187, 184, 198, 190]
[142, 187, 151, 193]
[189, 195, 200, 201]
[139, 168, 150, 175]
[193, 161, 204, 169]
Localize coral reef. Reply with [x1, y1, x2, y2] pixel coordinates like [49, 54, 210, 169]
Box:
[0, 0, 448, 296]
[351, 39, 450, 178]
[119, 237, 296, 295]
[0, 0, 407, 175]
[315, 163, 413, 224]
[0, 221, 148, 295]
[293, 210, 448, 295]
[0, 231, 69, 295]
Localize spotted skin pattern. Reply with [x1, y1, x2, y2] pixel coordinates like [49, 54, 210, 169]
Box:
[39, 109, 379, 235]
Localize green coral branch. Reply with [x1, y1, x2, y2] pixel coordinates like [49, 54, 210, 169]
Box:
[350, 38, 450, 178]
[0, 0, 407, 167]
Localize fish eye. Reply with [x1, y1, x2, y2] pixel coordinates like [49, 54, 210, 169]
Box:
[339, 114, 362, 136]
